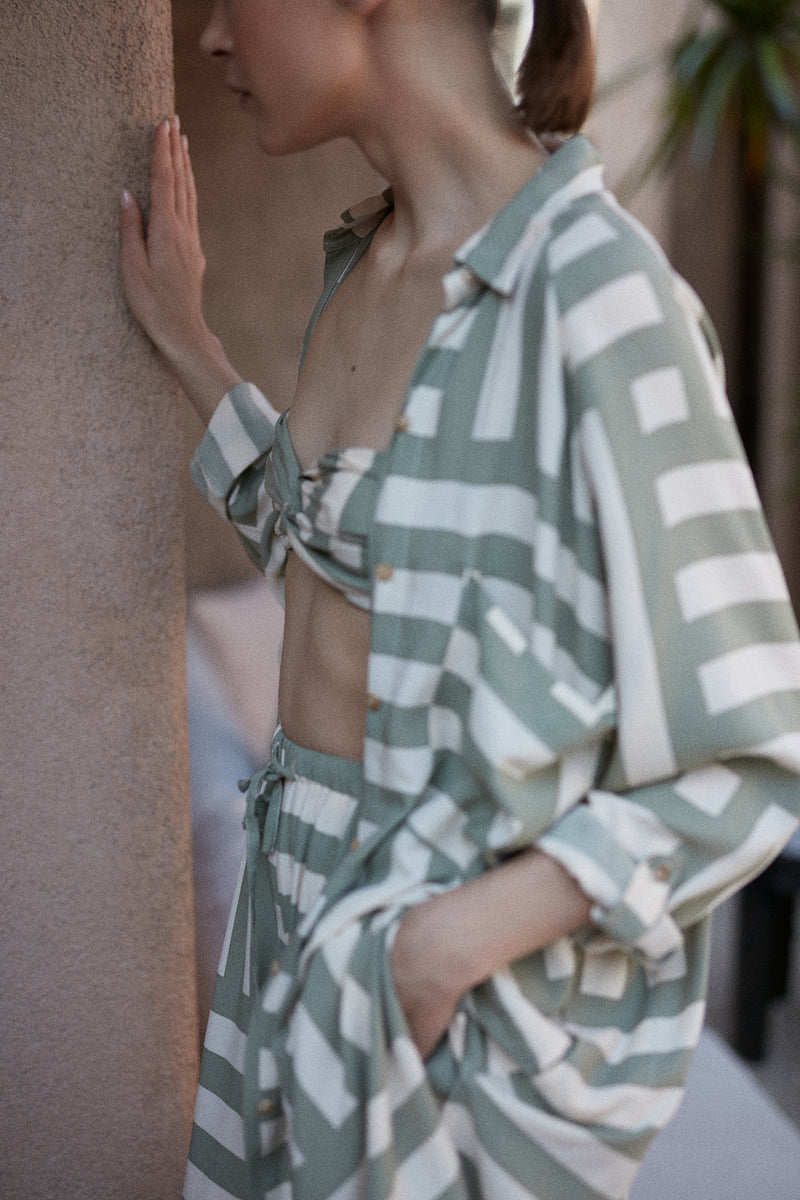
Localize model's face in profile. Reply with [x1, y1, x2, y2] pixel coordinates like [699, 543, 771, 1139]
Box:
[200, 0, 363, 156]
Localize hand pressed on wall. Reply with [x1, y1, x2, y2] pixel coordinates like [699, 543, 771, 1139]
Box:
[119, 116, 241, 424]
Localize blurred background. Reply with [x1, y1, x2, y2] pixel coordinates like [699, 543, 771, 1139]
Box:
[2, 1, 799, 1196]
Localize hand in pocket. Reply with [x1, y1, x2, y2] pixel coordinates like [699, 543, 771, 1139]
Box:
[389, 904, 460, 1061]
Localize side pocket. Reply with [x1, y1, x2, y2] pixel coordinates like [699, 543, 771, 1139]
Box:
[466, 961, 576, 1081]
[381, 914, 462, 1098]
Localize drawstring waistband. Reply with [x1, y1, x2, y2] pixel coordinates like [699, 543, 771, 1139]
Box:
[237, 727, 365, 995]
[239, 757, 296, 857]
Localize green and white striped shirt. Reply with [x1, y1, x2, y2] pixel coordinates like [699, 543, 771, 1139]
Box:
[191, 135, 800, 1194]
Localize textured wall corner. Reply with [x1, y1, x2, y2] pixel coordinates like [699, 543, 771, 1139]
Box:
[0, 3, 198, 1196]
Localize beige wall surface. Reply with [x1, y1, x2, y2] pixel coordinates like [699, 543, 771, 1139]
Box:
[1, 3, 198, 1196]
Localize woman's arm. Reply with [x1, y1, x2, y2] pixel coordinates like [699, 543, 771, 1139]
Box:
[391, 849, 591, 1060]
[119, 116, 241, 425]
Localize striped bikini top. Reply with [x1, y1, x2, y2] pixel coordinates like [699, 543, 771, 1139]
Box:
[264, 410, 387, 610]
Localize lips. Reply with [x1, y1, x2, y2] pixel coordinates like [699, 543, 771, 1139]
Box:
[227, 80, 252, 105]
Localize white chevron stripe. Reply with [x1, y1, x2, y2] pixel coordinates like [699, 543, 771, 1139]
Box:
[192, 1086, 246, 1160]
[675, 552, 788, 622]
[656, 460, 759, 529]
[288, 1004, 358, 1128]
[562, 272, 663, 369]
[699, 642, 800, 715]
[580, 409, 676, 783]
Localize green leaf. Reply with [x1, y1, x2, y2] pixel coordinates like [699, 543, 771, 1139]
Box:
[755, 36, 800, 122]
[712, 0, 799, 34]
[609, 0, 800, 193]
[688, 40, 750, 162]
[671, 28, 727, 89]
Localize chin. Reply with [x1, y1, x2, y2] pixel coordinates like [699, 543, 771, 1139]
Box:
[255, 126, 333, 159]
[251, 103, 342, 159]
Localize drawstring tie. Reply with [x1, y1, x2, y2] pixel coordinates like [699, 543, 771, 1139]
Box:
[238, 757, 296, 994]
[239, 757, 296, 857]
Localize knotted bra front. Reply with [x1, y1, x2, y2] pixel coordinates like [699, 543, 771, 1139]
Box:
[264, 410, 388, 611]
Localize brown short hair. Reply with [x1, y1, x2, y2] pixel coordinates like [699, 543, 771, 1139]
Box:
[477, 0, 595, 136]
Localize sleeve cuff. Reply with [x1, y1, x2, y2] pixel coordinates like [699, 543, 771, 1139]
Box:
[537, 797, 684, 961]
[190, 382, 280, 516]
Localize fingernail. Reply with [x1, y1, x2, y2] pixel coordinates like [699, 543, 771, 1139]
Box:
[120, 189, 134, 208]
[182, 134, 189, 151]
[172, 114, 180, 131]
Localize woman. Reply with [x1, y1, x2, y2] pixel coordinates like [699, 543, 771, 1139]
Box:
[120, 2, 800, 1198]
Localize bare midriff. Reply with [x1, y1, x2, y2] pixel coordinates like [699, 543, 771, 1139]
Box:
[273, 165, 539, 762]
[273, 222, 456, 764]
[278, 551, 371, 762]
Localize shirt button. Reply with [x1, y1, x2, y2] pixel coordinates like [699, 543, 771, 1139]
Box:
[654, 865, 670, 882]
[366, 693, 381, 711]
[395, 414, 410, 433]
[270, 959, 281, 977]
[257, 1099, 276, 1117]
[375, 563, 393, 581]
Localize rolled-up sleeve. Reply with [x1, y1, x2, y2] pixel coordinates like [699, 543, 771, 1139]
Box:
[430, 238, 800, 966]
[190, 381, 286, 577]
[536, 247, 800, 960]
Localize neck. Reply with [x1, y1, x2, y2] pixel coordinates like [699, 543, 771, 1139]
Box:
[344, 7, 546, 261]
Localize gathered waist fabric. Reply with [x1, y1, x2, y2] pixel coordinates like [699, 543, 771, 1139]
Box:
[268, 726, 364, 793]
[264, 411, 386, 611]
[237, 728, 365, 995]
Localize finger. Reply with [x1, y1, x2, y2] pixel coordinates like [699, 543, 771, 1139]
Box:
[170, 116, 194, 225]
[150, 118, 176, 222]
[182, 133, 200, 229]
[169, 115, 189, 221]
[118, 190, 148, 287]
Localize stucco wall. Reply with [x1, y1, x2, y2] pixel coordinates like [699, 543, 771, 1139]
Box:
[1, 3, 198, 1196]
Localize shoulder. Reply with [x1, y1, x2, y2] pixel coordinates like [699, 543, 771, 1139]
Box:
[485, 137, 678, 333]
[531, 188, 718, 394]
[540, 188, 673, 313]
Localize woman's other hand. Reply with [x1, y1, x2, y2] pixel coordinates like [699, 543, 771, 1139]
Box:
[389, 904, 460, 1061]
[389, 849, 593, 1061]
[119, 116, 241, 423]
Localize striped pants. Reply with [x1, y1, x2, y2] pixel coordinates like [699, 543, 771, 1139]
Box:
[185, 729, 685, 1200]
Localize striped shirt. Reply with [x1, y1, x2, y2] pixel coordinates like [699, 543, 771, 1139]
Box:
[190, 135, 800, 1197]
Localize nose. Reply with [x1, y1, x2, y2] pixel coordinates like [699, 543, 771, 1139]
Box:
[200, 0, 233, 59]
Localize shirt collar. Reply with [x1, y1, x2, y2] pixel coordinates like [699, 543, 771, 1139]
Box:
[336, 188, 395, 238]
[331, 137, 606, 309]
[453, 135, 606, 300]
